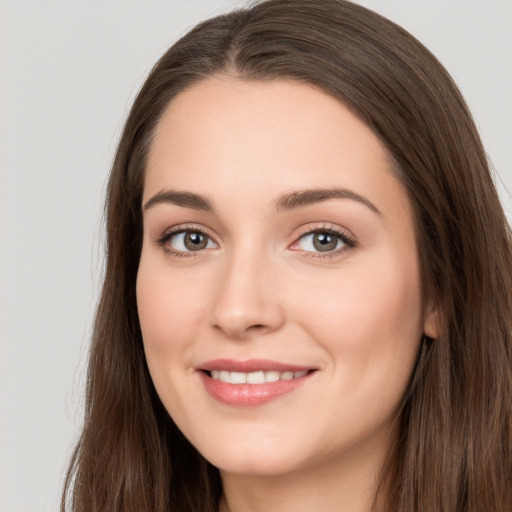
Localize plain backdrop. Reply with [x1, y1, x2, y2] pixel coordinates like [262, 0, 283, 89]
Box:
[0, 1, 511, 511]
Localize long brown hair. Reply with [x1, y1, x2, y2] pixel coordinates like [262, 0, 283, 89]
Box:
[62, 1, 512, 510]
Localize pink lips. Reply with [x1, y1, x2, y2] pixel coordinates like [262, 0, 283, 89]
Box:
[197, 359, 316, 406]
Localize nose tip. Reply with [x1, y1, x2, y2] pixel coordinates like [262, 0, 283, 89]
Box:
[212, 311, 280, 339]
[210, 289, 285, 339]
[208, 259, 284, 340]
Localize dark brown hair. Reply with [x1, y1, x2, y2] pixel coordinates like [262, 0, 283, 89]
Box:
[62, 1, 512, 510]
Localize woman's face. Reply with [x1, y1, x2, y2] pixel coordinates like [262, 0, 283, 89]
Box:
[137, 77, 437, 477]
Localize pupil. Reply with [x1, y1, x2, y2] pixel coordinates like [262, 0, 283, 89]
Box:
[184, 231, 207, 251]
[313, 232, 337, 252]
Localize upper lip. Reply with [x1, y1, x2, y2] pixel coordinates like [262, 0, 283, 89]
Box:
[197, 358, 315, 373]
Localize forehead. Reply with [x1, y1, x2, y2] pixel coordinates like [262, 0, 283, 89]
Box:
[144, 76, 409, 222]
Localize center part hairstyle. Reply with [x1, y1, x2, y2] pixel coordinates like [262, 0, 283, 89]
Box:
[62, 1, 512, 511]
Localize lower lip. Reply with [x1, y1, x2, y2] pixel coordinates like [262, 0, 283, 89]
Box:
[198, 371, 313, 406]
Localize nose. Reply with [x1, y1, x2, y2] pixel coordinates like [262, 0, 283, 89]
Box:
[208, 247, 285, 340]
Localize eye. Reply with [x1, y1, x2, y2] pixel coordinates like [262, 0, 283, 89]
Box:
[291, 228, 355, 255]
[158, 228, 218, 254]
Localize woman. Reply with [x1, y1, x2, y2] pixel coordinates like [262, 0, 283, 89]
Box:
[62, 1, 512, 511]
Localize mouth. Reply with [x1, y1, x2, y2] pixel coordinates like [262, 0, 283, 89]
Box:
[196, 359, 318, 406]
[204, 369, 311, 384]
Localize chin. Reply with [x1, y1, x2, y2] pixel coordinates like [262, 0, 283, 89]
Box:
[191, 431, 305, 476]
[210, 452, 303, 477]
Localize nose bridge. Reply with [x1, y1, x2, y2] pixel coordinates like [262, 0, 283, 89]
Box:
[209, 237, 284, 338]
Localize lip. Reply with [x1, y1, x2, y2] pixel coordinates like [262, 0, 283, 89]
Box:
[198, 358, 312, 373]
[196, 359, 317, 407]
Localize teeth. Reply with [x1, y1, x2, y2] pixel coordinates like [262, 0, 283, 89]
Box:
[209, 369, 309, 384]
[247, 371, 265, 384]
[265, 371, 280, 382]
[230, 371, 247, 384]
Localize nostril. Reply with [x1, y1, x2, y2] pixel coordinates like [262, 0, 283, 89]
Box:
[249, 324, 266, 331]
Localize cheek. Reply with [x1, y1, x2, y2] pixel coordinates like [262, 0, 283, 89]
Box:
[288, 248, 424, 386]
[136, 256, 212, 429]
[286, 254, 423, 446]
[136, 254, 209, 377]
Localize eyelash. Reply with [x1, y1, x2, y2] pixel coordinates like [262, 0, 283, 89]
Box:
[156, 224, 217, 259]
[291, 224, 357, 259]
[156, 223, 357, 259]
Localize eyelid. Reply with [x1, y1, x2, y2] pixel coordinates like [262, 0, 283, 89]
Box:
[289, 223, 357, 256]
[292, 222, 355, 239]
[154, 221, 356, 259]
[156, 223, 219, 255]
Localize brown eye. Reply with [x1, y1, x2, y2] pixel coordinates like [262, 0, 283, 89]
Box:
[290, 228, 357, 257]
[295, 230, 346, 253]
[164, 230, 217, 253]
[312, 232, 338, 252]
[184, 231, 208, 251]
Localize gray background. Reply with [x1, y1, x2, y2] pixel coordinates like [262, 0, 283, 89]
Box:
[1, 1, 511, 511]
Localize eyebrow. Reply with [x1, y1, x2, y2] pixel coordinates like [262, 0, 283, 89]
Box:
[143, 190, 214, 212]
[275, 188, 380, 214]
[143, 187, 380, 215]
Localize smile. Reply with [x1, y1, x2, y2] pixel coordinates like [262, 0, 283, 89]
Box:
[197, 359, 317, 406]
[209, 369, 308, 384]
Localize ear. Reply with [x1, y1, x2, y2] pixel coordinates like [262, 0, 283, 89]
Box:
[423, 301, 441, 340]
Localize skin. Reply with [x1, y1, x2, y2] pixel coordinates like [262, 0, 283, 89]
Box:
[137, 77, 438, 512]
